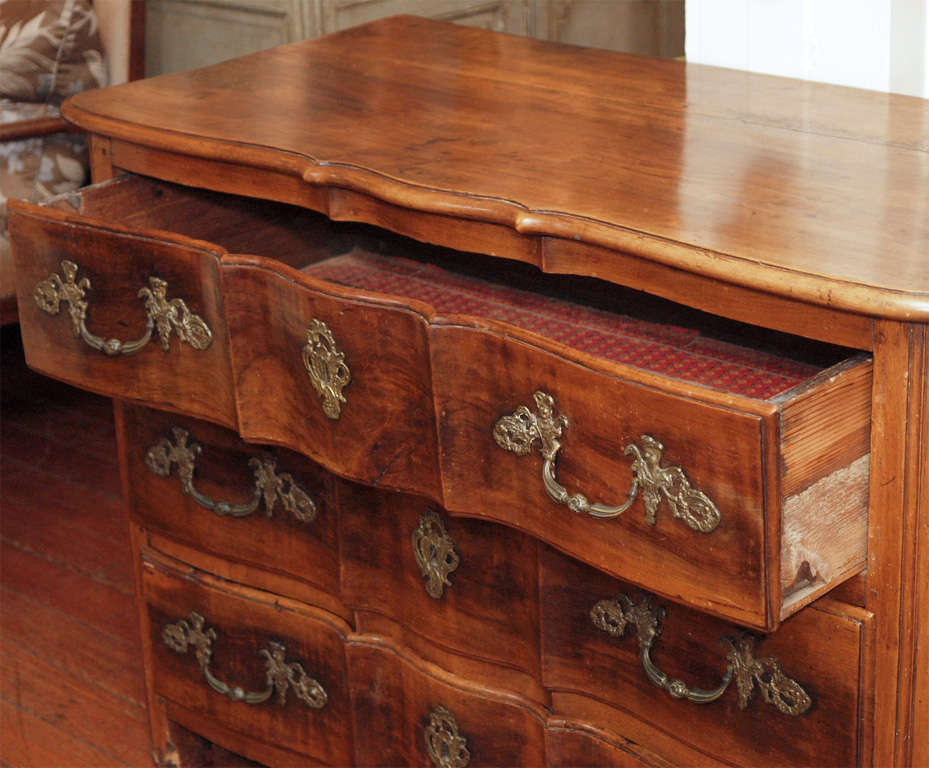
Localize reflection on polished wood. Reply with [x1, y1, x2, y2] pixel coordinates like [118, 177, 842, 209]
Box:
[65, 16, 929, 322]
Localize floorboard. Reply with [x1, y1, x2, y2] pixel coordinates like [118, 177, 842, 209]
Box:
[1, 326, 150, 767]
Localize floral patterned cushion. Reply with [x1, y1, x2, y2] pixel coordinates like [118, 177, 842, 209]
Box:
[1, 100, 89, 299]
[0, 0, 107, 103]
[0, 1, 107, 301]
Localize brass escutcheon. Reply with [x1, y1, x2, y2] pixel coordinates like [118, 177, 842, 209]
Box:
[424, 705, 470, 768]
[411, 509, 460, 599]
[302, 318, 350, 419]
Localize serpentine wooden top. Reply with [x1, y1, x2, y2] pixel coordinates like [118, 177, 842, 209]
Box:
[64, 15, 929, 320]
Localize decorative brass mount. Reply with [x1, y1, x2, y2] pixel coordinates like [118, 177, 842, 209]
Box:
[493, 390, 721, 532]
[425, 705, 470, 768]
[412, 509, 460, 599]
[590, 594, 812, 715]
[34, 260, 212, 356]
[162, 611, 327, 708]
[302, 318, 350, 419]
[145, 427, 317, 522]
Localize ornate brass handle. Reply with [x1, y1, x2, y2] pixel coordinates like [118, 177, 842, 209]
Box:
[590, 594, 812, 715]
[411, 510, 460, 599]
[162, 611, 327, 708]
[493, 391, 721, 533]
[144, 427, 317, 523]
[302, 318, 350, 419]
[33, 259, 212, 356]
[425, 705, 470, 768]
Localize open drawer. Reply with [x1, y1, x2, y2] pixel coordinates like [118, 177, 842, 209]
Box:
[303, 251, 872, 631]
[9, 176, 244, 426]
[8, 173, 368, 429]
[10, 173, 871, 630]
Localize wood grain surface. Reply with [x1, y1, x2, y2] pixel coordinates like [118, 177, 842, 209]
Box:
[339, 486, 545, 702]
[8, 15, 922, 767]
[0, 329, 149, 768]
[121, 405, 348, 621]
[347, 636, 549, 768]
[222, 257, 442, 496]
[9, 184, 237, 428]
[62, 16, 929, 320]
[141, 551, 353, 767]
[541, 545, 874, 768]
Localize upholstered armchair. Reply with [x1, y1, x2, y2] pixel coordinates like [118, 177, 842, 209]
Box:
[0, 0, 144, 323]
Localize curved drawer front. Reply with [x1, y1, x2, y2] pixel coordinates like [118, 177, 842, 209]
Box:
[123, 405, 344, 616]
[541, 546, 872, 768]
[432, 324, 870, 630]
[222, 259, 440, 497]
[339, 485, 543, 699]
[141, 553, 353, 766]
[347, 638, 547, 767]
[9, 184, 235, 427]
[293, 249, 869, 630]
[546, 726, 665, 768]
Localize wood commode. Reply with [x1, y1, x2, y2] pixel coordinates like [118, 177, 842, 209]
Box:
[8, 16, 927, 768]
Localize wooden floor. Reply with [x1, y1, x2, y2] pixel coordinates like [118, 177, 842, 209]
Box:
[0, 325, 152, 767]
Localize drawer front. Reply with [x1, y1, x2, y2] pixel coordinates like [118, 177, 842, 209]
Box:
[267, 248, 870, 629]
[141, 553, 353, 766]
[347, 638, 547, 767]
[546, 726, 666, 768]
[223, 258, 441, 497]
[340, 485, 544, 699]
[9, 194, 236, 427]
[123, 405, 345, 616]
[541, 546, 872, 768]
[433, 325, 774, 628]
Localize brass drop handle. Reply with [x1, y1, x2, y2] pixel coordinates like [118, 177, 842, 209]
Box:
[493, 390, 721, 533]
[425, 705, 470, 768]
[162, 611, 327, 708]
[412, 510, 460, 599]
[144, 427, 317, 523]
[33, 259, 212, 356]
[590, 594, 812, 716]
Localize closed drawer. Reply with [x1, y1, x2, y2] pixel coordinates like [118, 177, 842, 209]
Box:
[339, 486, 544, 700]
[9, 176, 237, 426]
[141, 550, 353, 766]
[541, 546, 873, 768]
[546, 724, 671, 768]
[122, 405, 346, 618]
[301, 248, 871, 630]
[347, 637, 547, 767]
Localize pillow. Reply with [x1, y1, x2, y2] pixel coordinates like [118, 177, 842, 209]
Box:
[0, 0, 107, 104]
[0, 100, 89, 299]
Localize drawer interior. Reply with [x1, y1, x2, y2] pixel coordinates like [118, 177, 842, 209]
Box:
[45, 174, 350, 268]
[303, 249, 855, 400]
[54, 174, 862, 400]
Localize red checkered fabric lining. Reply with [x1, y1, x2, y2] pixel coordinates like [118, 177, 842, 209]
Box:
[305, 251, 819, 399]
